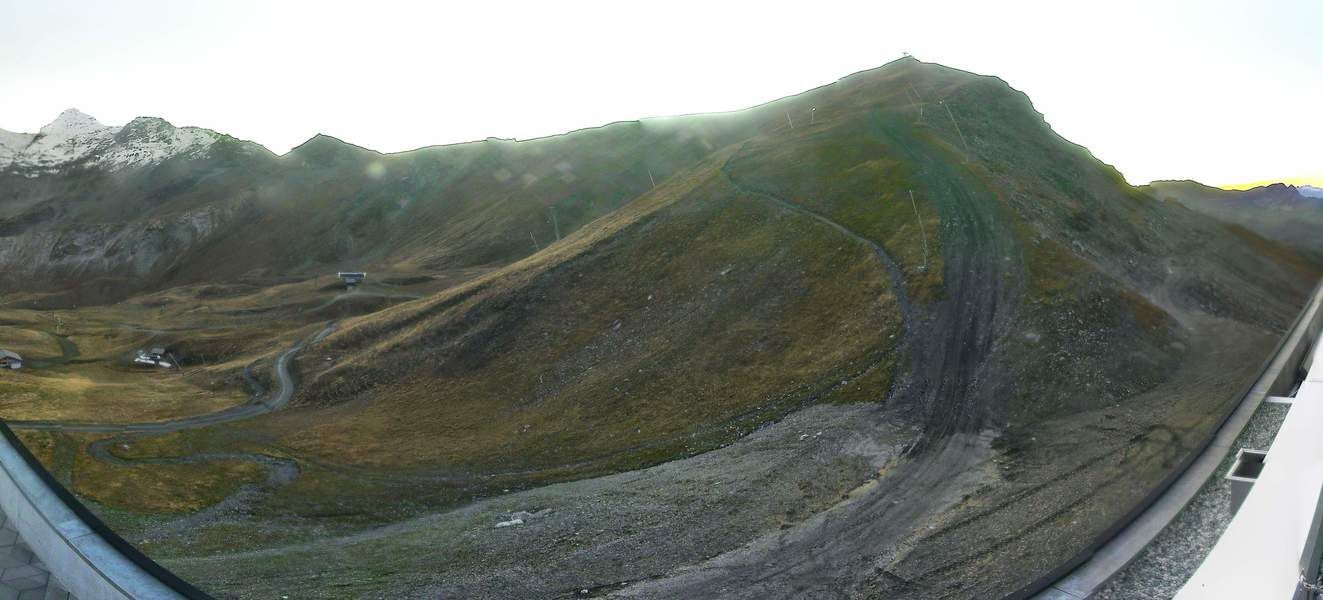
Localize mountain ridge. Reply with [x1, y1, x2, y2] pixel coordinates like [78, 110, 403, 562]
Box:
[0, 59, 1032, 169]
[2, 58, 1320, 599]
[1145, 179, 1323, 263]
[0, 108, 243, 173]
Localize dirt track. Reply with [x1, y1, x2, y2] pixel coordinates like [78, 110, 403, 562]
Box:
[6, 321, 335, 434]
[614, 116, 1024, 598]
[151, 132, 1026, 599]
[165, 119, 1036, 600]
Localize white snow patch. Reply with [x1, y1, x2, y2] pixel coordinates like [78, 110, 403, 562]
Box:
[0, 128, 36, 165]
[0, 109, 220, 173]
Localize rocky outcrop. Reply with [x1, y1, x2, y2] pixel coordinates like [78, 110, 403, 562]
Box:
[0, 198, 252, 287]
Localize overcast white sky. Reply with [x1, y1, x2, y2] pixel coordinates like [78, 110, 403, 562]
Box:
[1, 0, 1319, 187]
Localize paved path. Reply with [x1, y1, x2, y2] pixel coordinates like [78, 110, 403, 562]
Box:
[6, 322, 335, 434]
[0, 322, 335, 600]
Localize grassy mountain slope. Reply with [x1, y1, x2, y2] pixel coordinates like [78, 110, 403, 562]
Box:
[1145, 179, 1323, 264]
[148, 60, 1318, 599]
[277, 151, 902, 474]
[0, 100, 778, 306]
[2, 58, 1319, 599]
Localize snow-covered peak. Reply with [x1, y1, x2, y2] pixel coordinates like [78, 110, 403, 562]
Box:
[15, 108, 117, 170]
[39, 108, 106, 137]
[107, 117, 221, 169]
[1, 109, 223, 174]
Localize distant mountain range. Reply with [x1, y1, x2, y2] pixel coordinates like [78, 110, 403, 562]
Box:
[2, 58, 1320, 599]
[1144, 180, 1323, 263]
[0, 102, 749, 305]
[1299, 184, 1323, 198]
[0, 108, 243, 173]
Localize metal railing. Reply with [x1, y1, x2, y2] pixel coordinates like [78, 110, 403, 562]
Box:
[1015, 279, 1323, 599]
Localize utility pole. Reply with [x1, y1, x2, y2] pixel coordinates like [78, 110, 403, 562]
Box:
[548, 206, 560, 241]
[810, 107, 816, 125]
[908, 190, 931, 270]
[648, 169, 656, 189]
[940, 99, 970, 152]
[786, 112, 794, 129]
[907, 84, 924, 120]
[529, 231, 540, 251]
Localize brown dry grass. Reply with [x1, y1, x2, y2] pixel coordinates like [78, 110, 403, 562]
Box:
[274, 155, 902, 474]
[0, 362, 246, 423]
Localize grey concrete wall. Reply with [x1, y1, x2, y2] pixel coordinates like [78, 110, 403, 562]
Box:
[1029, 280, 1323, 599]
[0, 432, 185, 600]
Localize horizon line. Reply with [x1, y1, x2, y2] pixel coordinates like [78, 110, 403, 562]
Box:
[1218, 175, 1323, 191]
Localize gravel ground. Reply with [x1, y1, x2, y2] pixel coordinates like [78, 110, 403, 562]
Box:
[165, 402, 915, 599]
[1093, 401, 1292, 599]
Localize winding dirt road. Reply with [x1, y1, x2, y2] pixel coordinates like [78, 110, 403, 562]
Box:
[7, 321, 336, 434]
[4, 322, 337, 530]
[629, 116, 1023, 598]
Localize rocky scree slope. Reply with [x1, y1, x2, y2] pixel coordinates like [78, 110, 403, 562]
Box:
[3, 59, 1320, 599]
[143, 59, 1321, 599]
